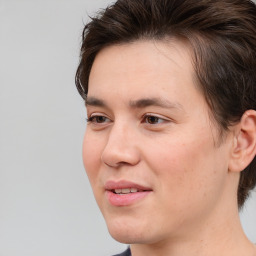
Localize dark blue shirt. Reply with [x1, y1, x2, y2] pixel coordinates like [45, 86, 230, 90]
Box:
[113, 247, 131, 256]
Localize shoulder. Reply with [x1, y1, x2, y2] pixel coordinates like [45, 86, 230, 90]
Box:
[112, 247, 131, 256]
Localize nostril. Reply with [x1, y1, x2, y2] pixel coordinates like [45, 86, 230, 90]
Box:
[101, 138, 141, 167]
[101, 160, 118, 168]
[102, 160, 137, 168]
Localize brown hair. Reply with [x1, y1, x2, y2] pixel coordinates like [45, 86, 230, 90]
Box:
[76, 0, 256, 208]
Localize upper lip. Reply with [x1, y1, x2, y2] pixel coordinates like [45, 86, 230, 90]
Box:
[104, 180, 152, 191]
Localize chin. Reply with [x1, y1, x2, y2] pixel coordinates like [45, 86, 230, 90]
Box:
[109, 231, 140, 244]
[109, 229, 150, 245]
[106, 218, 144, 244]
[105, 216, 150, 244]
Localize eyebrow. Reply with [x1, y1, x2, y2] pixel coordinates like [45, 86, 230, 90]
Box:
[86, 96, 184, 111]
[129, 98, 184, 110]
[85, 96, 106, 107]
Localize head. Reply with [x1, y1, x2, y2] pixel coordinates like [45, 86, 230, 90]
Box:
[76, 0, 256, 244]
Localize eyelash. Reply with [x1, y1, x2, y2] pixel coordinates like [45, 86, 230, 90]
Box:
[86, 114, 168, 125]
[87, 115, 111, 124]
[142, 114, 166, 124]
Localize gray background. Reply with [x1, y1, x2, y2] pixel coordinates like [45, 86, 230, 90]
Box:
[0, 0, 255, 255]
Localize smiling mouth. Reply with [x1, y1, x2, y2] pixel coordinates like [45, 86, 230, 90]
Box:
[112, 188, 145, 194]
[104, 180, 152, 206]
[106, 188, 152, 206]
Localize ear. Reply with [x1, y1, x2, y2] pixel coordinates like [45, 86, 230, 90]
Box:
[228, 110, 256, 173]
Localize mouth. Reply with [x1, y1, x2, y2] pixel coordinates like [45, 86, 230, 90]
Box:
[111, 188, 146, 194]
[104, 180, 152, 206]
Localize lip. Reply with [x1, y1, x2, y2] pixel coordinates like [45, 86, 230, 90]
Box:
[105, 180, 152, 191]
[104, 180, 152, 207]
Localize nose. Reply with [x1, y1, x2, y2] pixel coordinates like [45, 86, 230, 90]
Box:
[101, 122, 140, 168]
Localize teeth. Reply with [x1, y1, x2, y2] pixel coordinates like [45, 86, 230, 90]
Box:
[121, 188, 131, 194]
[114, 188, 139, 194]
[114, 189, 122, 194]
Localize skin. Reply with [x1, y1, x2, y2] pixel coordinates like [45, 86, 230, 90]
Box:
[83, 40, 256, 256]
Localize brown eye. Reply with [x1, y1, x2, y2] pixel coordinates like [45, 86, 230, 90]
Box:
[87, 115, 110, 123]
[95, 116, 107, 123]
[146, 116, 159, 124]
[144, 115, 165, 124]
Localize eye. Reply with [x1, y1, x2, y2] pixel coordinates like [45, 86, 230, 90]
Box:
[87, 115, 111, 124]
[143, 114, 166, 124]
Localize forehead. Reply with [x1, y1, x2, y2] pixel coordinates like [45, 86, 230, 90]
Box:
[88, 39, 196, 97]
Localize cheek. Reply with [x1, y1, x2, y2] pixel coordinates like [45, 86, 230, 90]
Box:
[82, 131, 102, 183]
[145, 132, 227, 206]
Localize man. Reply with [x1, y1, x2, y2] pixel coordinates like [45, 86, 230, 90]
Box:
[76, 0, 256, 255]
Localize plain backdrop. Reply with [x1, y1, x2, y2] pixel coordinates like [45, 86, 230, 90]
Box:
[0, 0, 255, 255]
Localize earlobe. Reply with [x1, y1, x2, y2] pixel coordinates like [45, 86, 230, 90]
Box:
[228, 110, 256, 173]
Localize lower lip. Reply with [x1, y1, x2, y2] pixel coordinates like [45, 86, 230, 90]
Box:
[106, 191, 151, 206]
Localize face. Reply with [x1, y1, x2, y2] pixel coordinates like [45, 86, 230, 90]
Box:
[83, 40, 233, 245]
